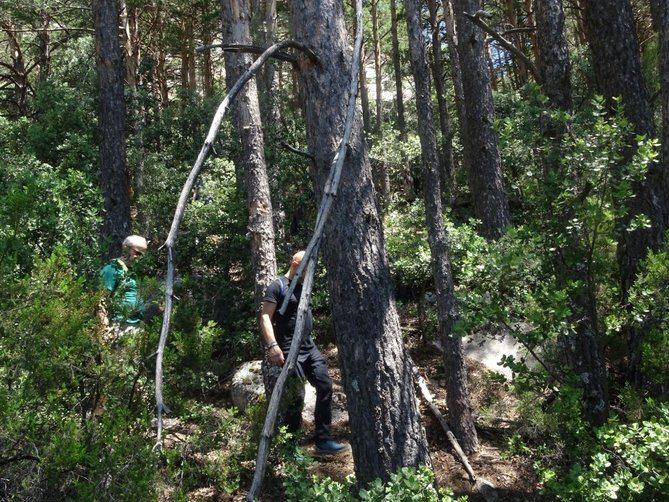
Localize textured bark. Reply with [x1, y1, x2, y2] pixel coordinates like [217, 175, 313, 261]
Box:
[93, 0, 131, 258]
[202, 29, 214, 97]
[535, 0, 572, 112]
[252, 0, 281, 124]
[181, 16, 196, 89]
[372, 0, 383, 133]
[360, 42, 372, 134]
[120, 1, 140, 90]
[390, 0, 407, 139]
[222, 0, 277, 308]
[536, 0, 608, 425]
[405, 0, 479, 454]
[292, 0, 430, 485]
[453, 0, 511, 239]
[1, 21, 28, 117]
[584, 0, 669, 384]
[37, 10, 51, 83]
[504, 0, 528, 86]
[251, 0, 284, 241]
[443, 0, 469, 173]
[651, 0, 669, 226]
[428, 0, 455, 204]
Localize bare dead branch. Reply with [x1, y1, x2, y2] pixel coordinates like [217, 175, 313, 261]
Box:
[409, 359, 477, 483]
[0, 454, 40, 467]
[153, 39, 320, 452]
[280, 140, 314, 160]
[465, 10, 540, 81]
[196, 43, 298, 64]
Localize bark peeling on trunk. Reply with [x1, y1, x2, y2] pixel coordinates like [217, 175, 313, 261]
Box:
[292, 0, 430, 486]
[221, 0, 277, 308]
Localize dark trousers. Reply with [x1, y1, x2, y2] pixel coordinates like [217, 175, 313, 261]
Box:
[262, 346, 333, 441]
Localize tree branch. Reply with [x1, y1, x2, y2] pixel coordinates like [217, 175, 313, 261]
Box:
[465, 10, 540, 81]
[195, 43, 319, 66]
[280, 140, 314, 160]
[153, 39, 320, 452]
[0, 454, 40, 467]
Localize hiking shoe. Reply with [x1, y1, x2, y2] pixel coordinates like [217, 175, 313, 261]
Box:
[314, 439, 347, 455]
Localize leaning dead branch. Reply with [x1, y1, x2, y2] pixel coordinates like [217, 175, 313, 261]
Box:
[246, 252, 319, 501]
[465, 10, 539, 81]
[195, 43, 302, 64]
[153, 40, 319, 451]
[410, 361, 498, 501]
[409, 360, 477, 483]
[246, 2, 364, 499]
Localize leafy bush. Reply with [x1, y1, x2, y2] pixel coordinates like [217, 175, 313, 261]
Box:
[0, 251, 156, 499]
[538, 403, 669, 501]
[282, 461, 465, 502]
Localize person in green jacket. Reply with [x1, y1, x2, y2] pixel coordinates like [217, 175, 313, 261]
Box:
[98, 235, 147, 342]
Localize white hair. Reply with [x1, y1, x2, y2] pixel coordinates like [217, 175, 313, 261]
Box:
[122, 235, 148, 251]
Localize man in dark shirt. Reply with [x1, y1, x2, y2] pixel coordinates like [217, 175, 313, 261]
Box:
[260, 251, 346, 454]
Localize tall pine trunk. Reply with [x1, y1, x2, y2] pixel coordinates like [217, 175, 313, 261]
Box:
[405, 0, 479, 454]
[292, 0, 430, 485]
[93, 0, 131, 257]
[535, 0, 608, 426]
[371, 0, 383, 133]
[390, 0, 407, 140]
[427, 0, 455, 205]
[221, 0, 277, 308]
[453, 0, 511, 239]
[583, 0, 669, 384]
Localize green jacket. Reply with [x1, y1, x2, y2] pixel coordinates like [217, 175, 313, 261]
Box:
[100, 259, 143, 324]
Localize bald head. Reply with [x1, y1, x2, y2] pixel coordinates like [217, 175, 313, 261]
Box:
[287, 250, 306, 280]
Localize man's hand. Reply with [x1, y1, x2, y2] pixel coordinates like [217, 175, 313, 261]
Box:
[268, 345, 285, 366]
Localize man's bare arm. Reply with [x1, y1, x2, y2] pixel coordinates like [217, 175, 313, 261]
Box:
[260, 301, 284, 366]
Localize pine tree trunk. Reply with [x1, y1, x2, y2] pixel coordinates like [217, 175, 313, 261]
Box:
[372, 0, 383, 133]
[452, 0, 511, 239]
[583, 0, 669, 384]
[93, 0, 131, 258]
[37, 10, 51, 83]
[292, 0, 431, 485]
[443, 0, 470, 181]
[428, 0, 455, 205]
[652, 0, 669, 222]
[536, 0, 608, 426]
[360, 42, 372, 134]
[390, 0, 407, 140]
[221, 0, 278, 308]
[535, 0, 572, 111]
[405, 0, 479, 454]
[505, 0, 529, 86]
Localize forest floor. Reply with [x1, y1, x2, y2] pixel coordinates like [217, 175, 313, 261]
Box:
[158, 338, 540, 501]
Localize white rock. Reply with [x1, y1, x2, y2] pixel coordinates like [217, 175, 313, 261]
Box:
[230, 360, 265, 411]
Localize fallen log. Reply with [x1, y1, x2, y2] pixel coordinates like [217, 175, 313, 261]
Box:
[409, 359, 498, 501]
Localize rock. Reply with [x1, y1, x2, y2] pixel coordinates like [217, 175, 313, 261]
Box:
[474, 478, 498, 502]
[230, 360, 349, 424]
[231, 360, 265, 411]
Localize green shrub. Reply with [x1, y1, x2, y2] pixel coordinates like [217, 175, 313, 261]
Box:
[538, 403, 669, 501]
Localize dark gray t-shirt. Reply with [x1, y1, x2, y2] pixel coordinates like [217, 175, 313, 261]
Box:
[263, 276, 315, 358]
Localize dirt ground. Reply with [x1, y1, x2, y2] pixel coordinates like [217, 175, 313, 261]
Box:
[302, 344, 539, 501]
[164, 341, 539, 501]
